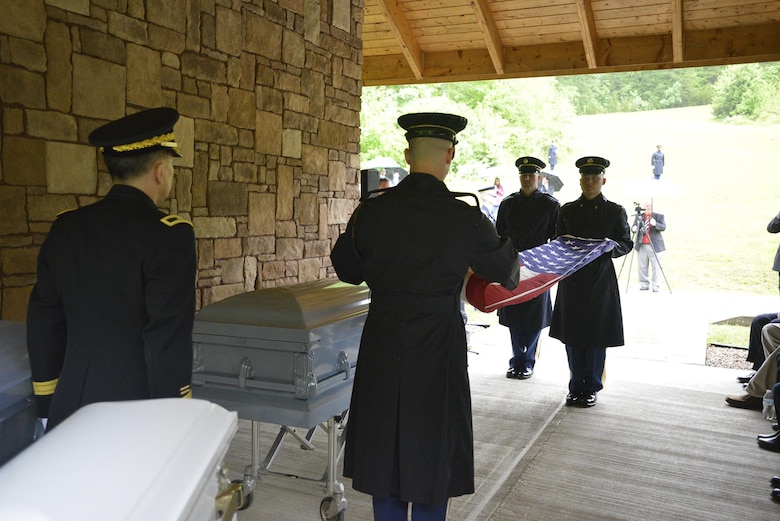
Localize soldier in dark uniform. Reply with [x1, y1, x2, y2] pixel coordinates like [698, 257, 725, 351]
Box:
[330, 113, 519, 521]
[549, 156, 632, 408]
[651, 144, 665, 179]
[495, 156, 560, 380]
[26, 107, 196, 431]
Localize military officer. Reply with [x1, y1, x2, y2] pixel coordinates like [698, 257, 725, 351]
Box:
[495, 156, 560, 380]
[331, 112, 519, 521]
[26, 107, 196, 431]
[549, 156, 632, 407]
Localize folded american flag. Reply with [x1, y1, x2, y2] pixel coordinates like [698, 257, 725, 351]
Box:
[465, 236, 616, 312]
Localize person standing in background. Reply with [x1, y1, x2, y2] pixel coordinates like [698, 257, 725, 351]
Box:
[547, 141, 558, 171]
[651, 145, 665, 179]
[631, 201, 666, 292]
[550, 156, 632, 408]
[495, 156, 560, 380]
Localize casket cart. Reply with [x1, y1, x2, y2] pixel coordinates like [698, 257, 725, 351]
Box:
[0, 320, 37, 467]
[191, 278, 369, 520]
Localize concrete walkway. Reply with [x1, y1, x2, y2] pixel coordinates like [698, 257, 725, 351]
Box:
[224, 289, 780, 520]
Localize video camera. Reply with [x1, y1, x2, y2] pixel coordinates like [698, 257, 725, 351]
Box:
[633, 202, 643, 214]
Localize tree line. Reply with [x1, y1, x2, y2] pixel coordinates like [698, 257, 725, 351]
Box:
[360, 61, 780, 185]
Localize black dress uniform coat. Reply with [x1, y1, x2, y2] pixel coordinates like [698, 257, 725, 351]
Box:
[495, 190, 559, 329]
[26, 185, 196, 429]
[549, 193, 632, 348]
[330, 173, 519, 505]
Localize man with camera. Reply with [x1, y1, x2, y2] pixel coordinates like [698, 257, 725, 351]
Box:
[631, 201, 666, 292]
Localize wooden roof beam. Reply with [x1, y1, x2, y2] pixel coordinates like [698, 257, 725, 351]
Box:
[671, 0, 684, 63]
[574, 0, 598, 69]
[374, 0, 424, 80]
[471, 0, 505, 75]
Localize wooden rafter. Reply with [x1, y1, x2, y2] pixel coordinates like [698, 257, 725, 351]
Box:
[374, 0, 424, 80]
[671, 0, 684, 63]
[471, 0, 504, 75]
[574, 0, 598, 69]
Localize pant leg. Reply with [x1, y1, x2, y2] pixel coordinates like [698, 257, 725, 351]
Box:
[748, 313, 775, 368]
[761, 323, 780, 360]
[373, 497, 408, 521]
[509, 327, 541, 370]
[773, 381, 780, 413]
[636, 245, 650, 288]
[583, 347, 606, 393]
[566, 345, 585, 393]
[524, 329, 542, 370]
[746, 352, 778, 397]
[411, 500, 449, 521]
[649, 250, 662, 290]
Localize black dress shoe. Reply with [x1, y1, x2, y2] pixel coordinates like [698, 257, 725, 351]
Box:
[517, 368, 534, 380]
[770, 476, 780, 487]
[565, 392, 579, 406]
[579, 393, 597, 408]
[737, 371, 757, 384]
[506, 367, 519, 379]
[772, 488, 780, 500]
[757, 431, 780, 452]
[758, 430, 780, 442]
[774, 423, 779, 431]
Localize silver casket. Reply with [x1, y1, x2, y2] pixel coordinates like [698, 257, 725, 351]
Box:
[0, 320, 36, 467]
[191, 278, 369, 427]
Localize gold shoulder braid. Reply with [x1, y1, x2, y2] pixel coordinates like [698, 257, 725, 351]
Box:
[160, 215, 192, 227]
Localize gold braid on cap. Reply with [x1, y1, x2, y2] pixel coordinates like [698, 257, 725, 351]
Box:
[105, 132, 178, 153]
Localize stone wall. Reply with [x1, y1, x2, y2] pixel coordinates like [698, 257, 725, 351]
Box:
[0, 0, 363, 321]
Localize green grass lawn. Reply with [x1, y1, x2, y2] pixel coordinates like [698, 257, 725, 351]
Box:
[463, 105, 780, 351]
[550, 105, 780, 296]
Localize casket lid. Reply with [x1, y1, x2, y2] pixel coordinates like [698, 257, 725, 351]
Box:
[195, 278, 370, 331]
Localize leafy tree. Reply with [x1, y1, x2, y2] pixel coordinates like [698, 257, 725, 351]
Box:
[360, 78, 577, 188]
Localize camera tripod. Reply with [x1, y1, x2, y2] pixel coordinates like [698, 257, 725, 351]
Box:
[618, 210, 672, 294]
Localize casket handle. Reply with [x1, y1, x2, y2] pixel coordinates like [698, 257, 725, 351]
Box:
[238, 357, 255, 388]
[337, 351, 350, 380]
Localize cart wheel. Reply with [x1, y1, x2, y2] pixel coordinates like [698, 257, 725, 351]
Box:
[320, 496, 345, 520]
[231, 479, 254, 511]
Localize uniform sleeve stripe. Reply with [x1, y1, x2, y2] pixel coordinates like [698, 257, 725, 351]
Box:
[33, 379, 58, 396]
[180, 384, 192, 398]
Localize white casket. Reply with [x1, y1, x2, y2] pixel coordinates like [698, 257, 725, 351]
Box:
[0, 399, 238, 521]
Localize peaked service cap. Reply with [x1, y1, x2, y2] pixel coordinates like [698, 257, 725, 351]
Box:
[89, 107, 182, 157]
[575, 156, 610, 175]
[397, 112, 467, 145]
[515, 156, 546, 174]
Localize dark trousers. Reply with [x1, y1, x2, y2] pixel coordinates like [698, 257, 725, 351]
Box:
[372, 497, 448, 521]
[565, 345, 606, 394]
[508, 326, 541, 371]
[748, 313, 780, 370]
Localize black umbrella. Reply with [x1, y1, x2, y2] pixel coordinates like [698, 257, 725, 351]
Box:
[541, 171, 564, 192]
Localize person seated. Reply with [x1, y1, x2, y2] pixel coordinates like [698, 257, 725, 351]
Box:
[726, 323, 780, 409]
[738, 311, 780, 383]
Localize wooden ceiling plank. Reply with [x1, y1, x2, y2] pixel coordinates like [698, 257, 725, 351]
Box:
[574, 0, 599, 68]
[671, 0, 683, 62]
[374, 0, 425, 79]
[363, 22, 780, 85]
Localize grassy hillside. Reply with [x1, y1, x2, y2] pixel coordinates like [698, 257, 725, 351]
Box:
[528, 105, 780, 296]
